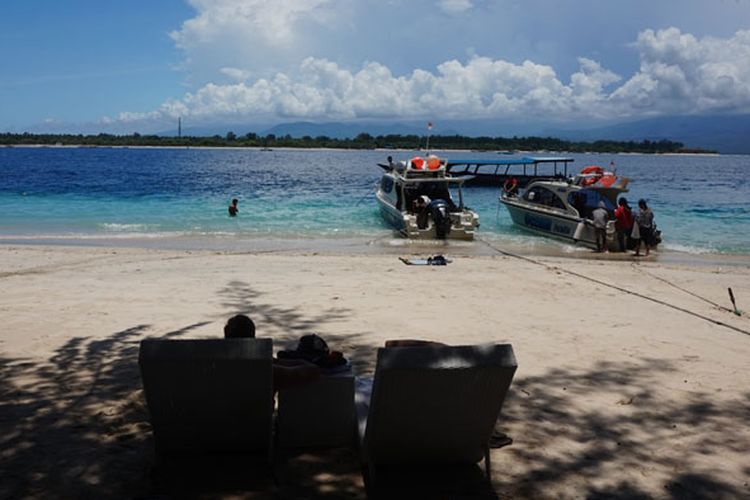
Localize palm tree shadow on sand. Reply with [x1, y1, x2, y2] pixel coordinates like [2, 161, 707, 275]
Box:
[1, 281, 748, 498]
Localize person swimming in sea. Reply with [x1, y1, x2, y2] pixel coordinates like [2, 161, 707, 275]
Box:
[228, 198, 239, 216]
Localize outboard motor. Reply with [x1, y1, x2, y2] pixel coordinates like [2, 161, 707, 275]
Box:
[428, 199, 452, 239]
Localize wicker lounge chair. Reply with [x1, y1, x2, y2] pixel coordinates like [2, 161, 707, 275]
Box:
[356, 343, 517, 482]
[139, 338, 274, 460]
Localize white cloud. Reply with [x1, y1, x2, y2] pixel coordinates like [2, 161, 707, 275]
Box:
[142, 56, 599, 122]
[437, 0, 473, 14]
[170, 0, 343, 83]
[610, 28, 750, 115]
[113, 27, 750, 129]
[219, 67, 253, 82]
[101, 111, 162, 125]
[172, 0, 335, 48]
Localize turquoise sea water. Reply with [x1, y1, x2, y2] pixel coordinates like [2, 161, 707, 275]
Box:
[1, 146, 749, 256]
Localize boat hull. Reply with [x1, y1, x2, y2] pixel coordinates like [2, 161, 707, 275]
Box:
[376, 191, 478, 240]
[501, 197, 615, 249]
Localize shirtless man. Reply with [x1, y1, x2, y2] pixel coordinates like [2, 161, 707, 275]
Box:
[228, 198, 239, 216]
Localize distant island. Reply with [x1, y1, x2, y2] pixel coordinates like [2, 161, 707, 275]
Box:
[0, 132, 715, 154]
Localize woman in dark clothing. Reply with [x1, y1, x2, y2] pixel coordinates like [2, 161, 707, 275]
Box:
[634, 199, 655, 256]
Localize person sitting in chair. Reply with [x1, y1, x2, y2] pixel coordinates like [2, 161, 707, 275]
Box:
[224, 314, 320, 391]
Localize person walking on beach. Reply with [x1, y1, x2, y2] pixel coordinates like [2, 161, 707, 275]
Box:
[614, 197, 634, 252]
[634, 199, 655, 256]
[228, 198, 239, 216]
[591, 201, 609, 253]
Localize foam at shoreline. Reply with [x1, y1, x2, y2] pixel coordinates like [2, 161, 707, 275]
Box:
[2, 233, 749, 267]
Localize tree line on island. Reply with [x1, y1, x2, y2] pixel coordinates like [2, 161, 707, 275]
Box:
[0, 131, 713, 154]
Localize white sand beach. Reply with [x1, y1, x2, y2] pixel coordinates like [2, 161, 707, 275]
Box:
[2, 244, 749, 498]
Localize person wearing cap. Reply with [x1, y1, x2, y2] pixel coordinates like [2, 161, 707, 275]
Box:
[591, 200, 610, 253]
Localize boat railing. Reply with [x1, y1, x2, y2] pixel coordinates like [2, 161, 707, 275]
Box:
[399, 175, 474, 185]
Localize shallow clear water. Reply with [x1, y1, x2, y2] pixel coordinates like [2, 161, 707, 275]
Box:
[1, 146, 749, 255]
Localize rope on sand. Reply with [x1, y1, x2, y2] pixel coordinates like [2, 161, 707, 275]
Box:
[477, 237, 750, 337]
[632, 264, 735, 313]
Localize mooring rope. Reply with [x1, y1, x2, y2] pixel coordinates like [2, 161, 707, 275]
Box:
[632, 264, 734, 313]
[355, 182, 379, 206]
[477, 237, 750, 337]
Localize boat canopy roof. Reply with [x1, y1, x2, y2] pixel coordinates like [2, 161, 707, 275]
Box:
[445, 156, 574, 167]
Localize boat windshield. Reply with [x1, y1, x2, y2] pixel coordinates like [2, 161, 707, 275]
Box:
[523, 185, 567, 211]
[569, 189, 615, 218]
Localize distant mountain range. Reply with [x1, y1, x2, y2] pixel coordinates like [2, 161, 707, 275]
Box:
[166, 114, 750, 153]
[547, 114, 750, 154]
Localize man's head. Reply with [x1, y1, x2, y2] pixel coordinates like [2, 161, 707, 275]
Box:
[231, 198, 238, 206]
[224, 314, 255, 338]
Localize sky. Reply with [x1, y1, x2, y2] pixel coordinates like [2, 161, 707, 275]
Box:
[2, 0, 750, 134]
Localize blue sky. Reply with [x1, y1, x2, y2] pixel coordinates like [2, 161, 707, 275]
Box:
[2, 0, 750, 134]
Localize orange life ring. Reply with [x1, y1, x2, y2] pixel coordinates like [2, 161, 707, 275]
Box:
[411, 156, 425, 169]
[580, 165, 604, 186]
[426, 156, 441, 170]
[581, 176, 599, 187]
[503, 177, 519, 193]
[581, 165, 604, 175]
[597, 174, 617, 187]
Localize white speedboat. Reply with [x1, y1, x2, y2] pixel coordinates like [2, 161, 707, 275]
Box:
[500, 165, 635, 250]
[376, 155, 480, 240]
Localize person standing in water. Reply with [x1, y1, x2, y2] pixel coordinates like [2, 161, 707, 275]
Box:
[228, 198, 239, 216]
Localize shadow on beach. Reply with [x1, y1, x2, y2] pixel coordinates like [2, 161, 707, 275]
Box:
[495, 359, 750, 499]
[1, 280, 749, 498]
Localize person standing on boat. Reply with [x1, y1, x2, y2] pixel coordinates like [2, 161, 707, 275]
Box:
[634, 199, 655, 256]
[591, 201, 609, 253]
[614, 198, 634, 252]
[228, 198, 239, 216]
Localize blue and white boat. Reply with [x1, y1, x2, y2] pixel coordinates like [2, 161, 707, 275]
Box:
[376, 156, 479, 240]
[500, 166, 631, 250]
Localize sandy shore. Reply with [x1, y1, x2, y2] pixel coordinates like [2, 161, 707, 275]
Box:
[1, 243, 749, 498]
